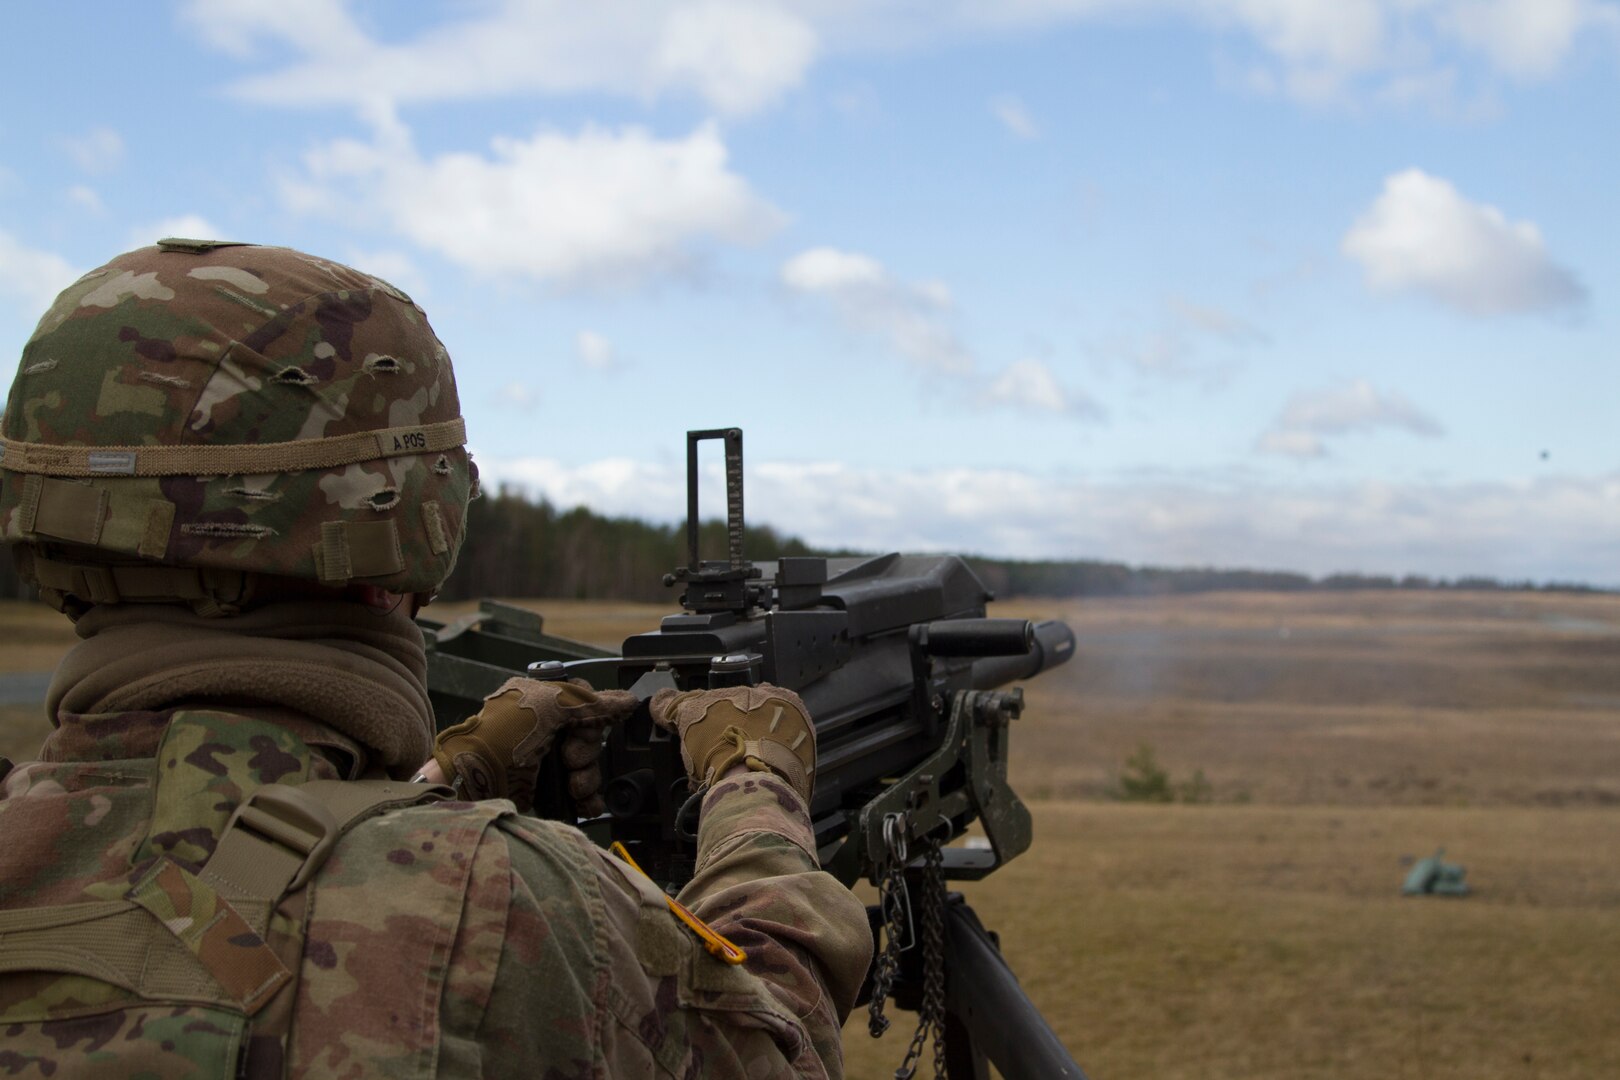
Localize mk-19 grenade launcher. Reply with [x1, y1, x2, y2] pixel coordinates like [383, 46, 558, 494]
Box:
[421, 428, 1088, 1079]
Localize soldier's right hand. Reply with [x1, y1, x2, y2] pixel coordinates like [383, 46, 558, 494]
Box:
[433, 677, 636, 815]
[649, 684, 816, 802]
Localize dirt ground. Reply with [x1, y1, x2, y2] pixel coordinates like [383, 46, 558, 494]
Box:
[3, 589, 1618, 1077]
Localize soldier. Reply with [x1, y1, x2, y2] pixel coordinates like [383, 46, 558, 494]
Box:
[0, 241, 871, 1077]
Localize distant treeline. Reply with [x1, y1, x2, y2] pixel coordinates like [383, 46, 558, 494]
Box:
[442, 488, 846, 602]
[961, 559, 1603, 599]
[0, 488, 1604, 601]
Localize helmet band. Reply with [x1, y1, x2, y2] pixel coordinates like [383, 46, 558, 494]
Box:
[0, 417, 466, 479]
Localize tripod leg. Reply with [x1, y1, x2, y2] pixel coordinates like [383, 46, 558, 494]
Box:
[943, 1008, 991, 1080]
[942, 899, 1090, 1080]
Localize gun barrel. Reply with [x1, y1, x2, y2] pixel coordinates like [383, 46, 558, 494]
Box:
[968, 619, 1075, 689]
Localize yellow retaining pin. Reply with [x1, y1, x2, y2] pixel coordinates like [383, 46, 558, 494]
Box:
[610, 841, 748, 965]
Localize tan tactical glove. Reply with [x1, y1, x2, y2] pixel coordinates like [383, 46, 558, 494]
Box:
[432, 677, 636, 815]
[650, 683, 816, 802]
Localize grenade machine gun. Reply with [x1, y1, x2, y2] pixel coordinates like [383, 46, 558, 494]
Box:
[420, 429, 1088, 1079]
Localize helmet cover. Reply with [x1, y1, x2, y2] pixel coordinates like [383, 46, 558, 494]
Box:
[0, 240, 473, 611]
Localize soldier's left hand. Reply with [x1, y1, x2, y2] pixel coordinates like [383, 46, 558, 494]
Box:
[431, 677, 636, 815]
[650, 683, 816, 802]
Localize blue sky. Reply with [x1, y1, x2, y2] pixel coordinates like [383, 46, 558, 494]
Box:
[2, 1, 1617, 584]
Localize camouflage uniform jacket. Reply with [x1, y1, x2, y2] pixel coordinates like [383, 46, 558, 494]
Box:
[0, 707, 872, 1078]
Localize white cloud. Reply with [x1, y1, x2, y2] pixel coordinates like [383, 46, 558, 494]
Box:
[66, 185, 105, 214]
[576, 330, 617, 370]
[1275, 380, 1443, 436]
[1259, 379, 1444, 459]
[180, 0, 370, 57]
[185, 0, 1618, 127]
[987, 359, 1066, 412]
[126, 215, 227, 248]
[783, 249, 1102, 414]
[781, 247, 887, 291]
[186, 0, 817, 117]
[781, 246, 972, 374]
[60, 127, 125, 173]
[1167, 297, 1269, 345]
[473, 452, 1620, 584]
[1370, 65, 1501, 121]
[990, 94, 1040, 138]
[985, 1, 1614, 100]
[985, 359, 1104, 418]
[0, 230, 79, 314]
[1441, 0, 1620, 78]
[1202, 0, 1388, 100]
[1117, 297, 1268, 382]
[475, 454, 670, 508]
[1255, 429, 1327, 459]
[878, 0, 1612, 104]
[655, 2, 821, 114]
[1342, 168, 1586, 316]
[491, 381, 539, 410]
[285, 119, 782, 287]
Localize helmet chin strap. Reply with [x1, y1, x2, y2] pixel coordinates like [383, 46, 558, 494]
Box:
[354, 585, 423, 617]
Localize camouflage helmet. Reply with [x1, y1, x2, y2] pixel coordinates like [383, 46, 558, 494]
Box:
[0, 239, 474, 614]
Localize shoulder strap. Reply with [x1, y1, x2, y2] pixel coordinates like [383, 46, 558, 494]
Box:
[211, 778, 454, 1076]
[200, 779, 452, 903]
[0, 779, 452, 1023]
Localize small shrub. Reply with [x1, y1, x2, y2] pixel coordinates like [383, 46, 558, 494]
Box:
[1177, 768, 1214, 804]
[1111, 744, 1214, 804]
[1114, 743, 1175, 803]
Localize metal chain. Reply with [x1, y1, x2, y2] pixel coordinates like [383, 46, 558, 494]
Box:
[894, 836, 948, 1080]
[867, 813, 910, 1038]
[922, 838, 948, 1080]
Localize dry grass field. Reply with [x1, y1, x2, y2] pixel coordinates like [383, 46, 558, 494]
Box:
[3, 589, 1618, 1077]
